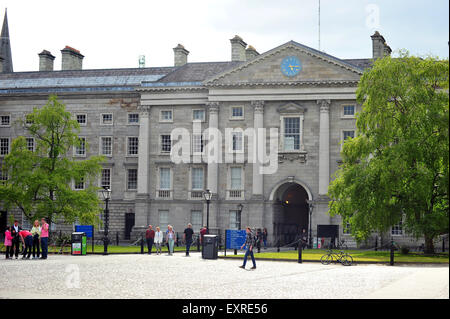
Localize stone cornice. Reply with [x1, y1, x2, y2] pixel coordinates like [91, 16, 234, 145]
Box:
[205, 80, 360, 88]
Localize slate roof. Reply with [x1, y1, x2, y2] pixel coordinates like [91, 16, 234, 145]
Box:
[0, 67, 176, 92]
[343, 59, 373, 70]
[155, 61, 244, 83]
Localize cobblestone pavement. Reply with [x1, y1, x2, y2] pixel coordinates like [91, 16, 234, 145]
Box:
[0, 253, 448, 299]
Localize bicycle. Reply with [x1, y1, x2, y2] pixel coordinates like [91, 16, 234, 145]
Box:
[49, 238, 71, 254]
[321, 249, 353, 266]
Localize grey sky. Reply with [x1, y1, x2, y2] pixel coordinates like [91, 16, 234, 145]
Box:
[1, 0, 448, 72]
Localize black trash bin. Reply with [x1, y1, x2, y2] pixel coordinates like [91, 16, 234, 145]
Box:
[71, 232, 87, 255]
[202, 235, 218, 259]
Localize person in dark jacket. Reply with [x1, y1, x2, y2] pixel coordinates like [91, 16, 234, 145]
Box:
[145, 225, 155, 255]
[11, 220, 22, 259]
[239, 227, 256, 270]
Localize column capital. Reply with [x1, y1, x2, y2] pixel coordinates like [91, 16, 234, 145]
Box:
[206, 102, 220, 114]
[137, 105, 151, 116]
[251, 100, 265, 114]
[317, 99, 331, 113]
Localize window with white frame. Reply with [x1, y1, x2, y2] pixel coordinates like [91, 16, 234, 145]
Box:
[192, 109, 205, 122]
[343, 130, 355, 141]
[159, 168, 171, 190]
[191, 211, 202, 233]
[101, 113, 113, 125]
[283, 117, 301, 151]
[74, 177, 85, 190]
[74, 137, 86, 156]
[229, 167, 243, 199]
[231, 131, 243, 152]
[101, 168, 111, 189]
[391, 220, 403, 236]
[231, 106, 244, 119]
[0, 167, 7, 185]
[76, 114, 87, 126]
[191, 167, 204, 190]
[0, 115, 10, 126]
[229, 210, 242, 230]
[127, 137, 139, 156]
[0, 138, 9, 156]
[342, 105, 356, 118]
[24, 114, 33, 126]
[160, 110, 173, 122]
[26, 138, 34, 152]
[160, 135, 171, 153]
[127, 169, 138, 190]
[159, 210, 169, 227]
[100, 137, 113, 156]
[128, 113, 139, 124]
[192, 134, 204, 154]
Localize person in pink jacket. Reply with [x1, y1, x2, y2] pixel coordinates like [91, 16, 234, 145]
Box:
[4, 226, 13, 259]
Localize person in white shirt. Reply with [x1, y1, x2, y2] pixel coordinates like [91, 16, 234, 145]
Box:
[154, 226, 163, 255]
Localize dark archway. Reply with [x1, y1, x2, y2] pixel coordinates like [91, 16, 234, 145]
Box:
[273, 183, 309, 246]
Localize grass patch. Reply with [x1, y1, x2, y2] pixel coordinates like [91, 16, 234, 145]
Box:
[224, 249, 449, 263]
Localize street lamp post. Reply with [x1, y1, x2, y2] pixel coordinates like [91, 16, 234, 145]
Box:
[100, 186, 111, 255]
[203, 189, 212, 234]
[237, 203, 243, 230]
[307, 200, 314, 249]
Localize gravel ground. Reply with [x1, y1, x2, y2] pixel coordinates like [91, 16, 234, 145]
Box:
[0, 252, 448, 299]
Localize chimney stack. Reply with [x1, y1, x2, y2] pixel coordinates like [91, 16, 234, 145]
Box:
[245, 45, 259, 61]
[230, 35, 247, 62]
[61, 46, 84, 70]
[173, 44, 189, 67]
[38, 50, 55, 71]
[371, 31, 391, 59]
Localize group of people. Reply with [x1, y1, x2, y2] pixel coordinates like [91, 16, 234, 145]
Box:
[144, 223, 203, 256]
[3, 218, 49, 260]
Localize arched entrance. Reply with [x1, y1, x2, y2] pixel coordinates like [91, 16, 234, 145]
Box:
[271, 181, 311, 246]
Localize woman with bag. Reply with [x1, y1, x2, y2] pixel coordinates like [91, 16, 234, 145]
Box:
[31, 220, 41, 259]
[154, 226, 163, 255]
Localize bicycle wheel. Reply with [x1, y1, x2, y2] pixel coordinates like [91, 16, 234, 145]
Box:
[341, 254, 353, 266]
[320, 254, 333, 265]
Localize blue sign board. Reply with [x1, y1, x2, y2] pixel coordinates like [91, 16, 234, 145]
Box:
[75, 225, 94, 238]
[226, 229, 246, 250]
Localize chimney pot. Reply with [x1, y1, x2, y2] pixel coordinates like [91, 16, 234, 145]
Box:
[245, 45, 259, 61]
[38, 50, 55, 71]
[61, 46, 84, 70]
[173, 44, 189, 67]
[371, 31, 391, 59]
[230, 35, 247, 62]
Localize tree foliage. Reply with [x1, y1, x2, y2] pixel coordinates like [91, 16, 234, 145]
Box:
[328, 52, 449, 253]
[0, 95, 104, 226]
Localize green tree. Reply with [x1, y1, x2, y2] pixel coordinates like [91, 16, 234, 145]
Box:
[328, 52, 449, 254]
[0, 95, 104, 227]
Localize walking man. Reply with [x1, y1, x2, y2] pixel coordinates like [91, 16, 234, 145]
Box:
[145, 225, 155, 255]
[239, 227, 256, 270]
[183, 223, 194, 257]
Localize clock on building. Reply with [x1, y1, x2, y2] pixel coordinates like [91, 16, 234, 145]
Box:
[281, 56, 302, 77]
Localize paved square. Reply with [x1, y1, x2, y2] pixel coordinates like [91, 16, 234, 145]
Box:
[0, 253, 448, 299]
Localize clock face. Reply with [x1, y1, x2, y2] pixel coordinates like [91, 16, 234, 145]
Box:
[281, 56, 302, 77]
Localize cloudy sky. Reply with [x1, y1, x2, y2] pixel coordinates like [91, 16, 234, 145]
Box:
[1, 0, 448, 72]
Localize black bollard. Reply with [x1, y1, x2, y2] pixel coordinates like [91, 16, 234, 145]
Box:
[390, 239, 394, 266]
[443, 238, 445, 253]
[375, 236, 378, 251]
[234, 249, 237, 255]
[298, 241, 302, 263]
[197, 237, 200, 252]
[116, 232, 119, 246]
[140, 234, 144, 254]
[277, 241, 280, 253]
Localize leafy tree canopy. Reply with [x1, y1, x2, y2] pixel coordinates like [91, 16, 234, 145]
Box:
[0, 95, 104, 226]
[328, 52, 449, 253]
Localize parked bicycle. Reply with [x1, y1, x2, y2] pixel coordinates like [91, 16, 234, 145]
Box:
[321, 249, 353, 266]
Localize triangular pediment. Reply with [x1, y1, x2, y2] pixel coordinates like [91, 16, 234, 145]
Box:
[204, 41, 363, 86]
[278, 102, 306, 114]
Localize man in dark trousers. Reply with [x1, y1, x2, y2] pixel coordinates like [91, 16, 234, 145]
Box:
[183, 223, 194, 256]
[239, 227, 256, 270]
[145, 225, 155, 255]
[11, 220, 22, 259]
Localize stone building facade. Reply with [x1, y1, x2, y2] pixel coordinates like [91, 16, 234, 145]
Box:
[1, 10, 430, 248]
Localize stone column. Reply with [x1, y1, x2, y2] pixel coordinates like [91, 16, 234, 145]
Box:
[252, 100, 264, 198]
[133, 105, 151, 238]
[206, 102, 219, 195]
[318, 99, 330, 195]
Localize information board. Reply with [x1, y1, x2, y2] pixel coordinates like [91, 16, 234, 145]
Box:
[225, 229, 246, 250]
[75, 225, 94, 238]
